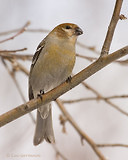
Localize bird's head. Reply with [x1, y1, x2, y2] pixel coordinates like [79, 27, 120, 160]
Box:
[50, 23, 83, 43]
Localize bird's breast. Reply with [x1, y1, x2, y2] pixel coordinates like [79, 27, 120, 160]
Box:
[31, 43, 76, 95]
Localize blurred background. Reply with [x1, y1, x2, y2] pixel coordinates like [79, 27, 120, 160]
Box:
[0, 0, 128, 159]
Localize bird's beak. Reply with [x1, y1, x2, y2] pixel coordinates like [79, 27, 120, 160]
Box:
[75, 27, 83, 36]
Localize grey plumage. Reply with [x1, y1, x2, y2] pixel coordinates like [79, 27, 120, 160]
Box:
[29, 23, 83, 145]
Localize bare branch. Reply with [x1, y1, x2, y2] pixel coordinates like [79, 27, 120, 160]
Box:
[76, 53, 128, 65]
[0, 46, 127, 128]
[14, 62, 29, 76]
[0, 48, 27, 53]
[2, 58, 67, 158]
[97, 143, 128, 148]
[0, 28, 49, 36]
[76, 53, 97, 62]
[6, 58, 29, 76]
[101, 0, 123, 56]
[82, 82, 128, 117]
[56, 99, 106, 160]
[0, 48, 32, 60]
[0, 21, 30, 43]
[119, 14, 127, 20]
[62, 95, 128, 104]
[52, 144, 68, 160]
[116, 59, 128, 65]
[59, 114, 67, 133]
[1, 58, 35, 123]
[1, 53, 32, 60]
[77, 42, 100, 54]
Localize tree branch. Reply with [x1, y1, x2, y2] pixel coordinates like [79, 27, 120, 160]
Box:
[0, 48, 32, 60]
[2, 58, 68, 158]
[76, 54, 128, 65]
[52, 144, 68, 160]
[82, 82, 128, 117]
[101, 0, 123, 56]
[0, 28, 49, 36]
[0, 21, 30, 43]
[0, 46, 127, 127]
[62, 94, 128, 103]
[0, 48, 27, 53]
[1, 53, 32, 60]
[56, 99, 106, 160]
[97, 143, 128, 148]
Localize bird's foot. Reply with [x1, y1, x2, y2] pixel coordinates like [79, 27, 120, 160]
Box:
[66, 76, 72, 83]
[37, 89, 44, 100]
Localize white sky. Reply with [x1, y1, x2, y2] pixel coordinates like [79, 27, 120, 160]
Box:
[0, 0, 128, 160]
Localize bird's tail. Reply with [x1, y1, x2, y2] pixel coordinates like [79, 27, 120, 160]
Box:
[33, 104, 55, 145]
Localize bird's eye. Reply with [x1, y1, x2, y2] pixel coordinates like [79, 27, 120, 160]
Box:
[65, 25, 72, 29]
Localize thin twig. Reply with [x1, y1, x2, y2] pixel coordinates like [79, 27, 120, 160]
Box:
[56, 99, 106, 160]
[77, 53, 128, 65]
[119, 14, 127, 20]
[0, 21, 30, 43]
[0, 48, 32, 60]
[62, 95, 128, 104]
[52, 144, 68, 160]
[82, 82, 101, 97]
[76, 53, 97, 62]
[116, 59, 128, 65]
[1, 53, 32, 60]
[0, 48, 27, 53]
[15, 62, 30, 75]
[5, 57, 29, 76]
[0, 28, 49, 36]
[82, 82, 128, 117]
[101, 0, 123, 56]
[77, 42, 100, 54]
[1, 58, 35, 123]
[97, 143, 128, 148]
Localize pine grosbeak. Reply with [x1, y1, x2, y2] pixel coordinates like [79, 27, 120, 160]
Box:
[29, 23, 83, 145]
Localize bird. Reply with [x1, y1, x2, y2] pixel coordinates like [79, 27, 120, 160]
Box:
[29, 23, 83, 145]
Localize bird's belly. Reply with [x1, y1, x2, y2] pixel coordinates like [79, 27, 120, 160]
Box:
[31, 49, 75, 97]
[32, 60, 74, 97]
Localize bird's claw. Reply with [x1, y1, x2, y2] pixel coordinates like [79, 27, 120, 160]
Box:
[37, 89, 44, 100]
[66, 76, 72, 83]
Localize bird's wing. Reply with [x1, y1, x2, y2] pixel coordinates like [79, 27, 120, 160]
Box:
[29, 38, 46, 100]
[29, 84, 34, 100]
[31, 37, 46, 68]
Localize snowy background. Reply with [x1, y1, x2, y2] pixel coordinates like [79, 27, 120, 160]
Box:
[0, 0, 128, 160]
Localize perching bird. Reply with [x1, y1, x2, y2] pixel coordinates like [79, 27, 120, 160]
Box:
[29, 23, 83, 145]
